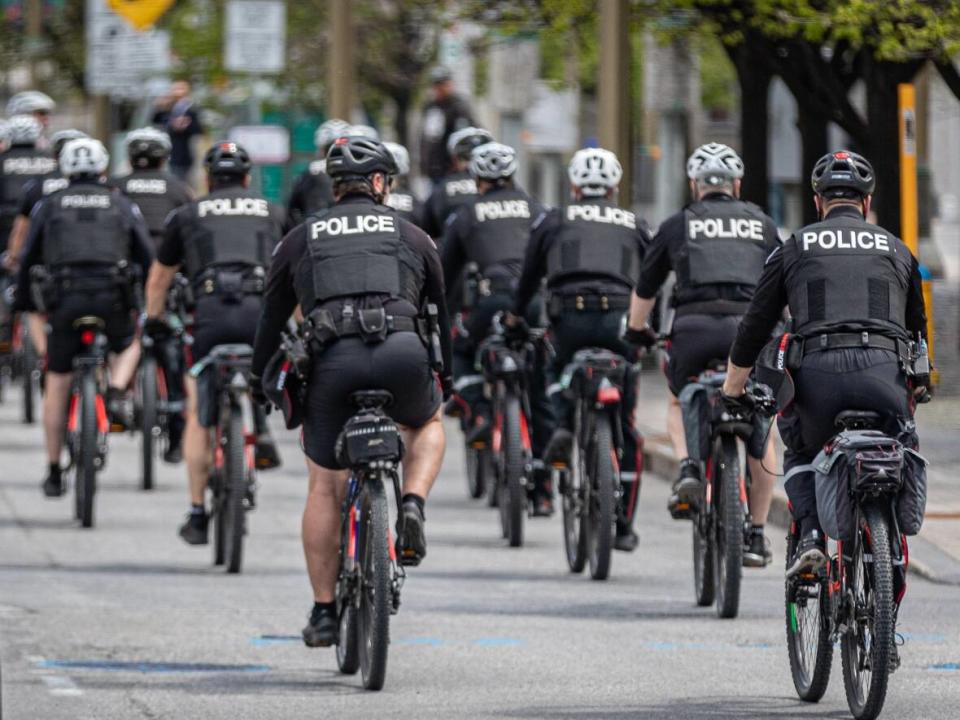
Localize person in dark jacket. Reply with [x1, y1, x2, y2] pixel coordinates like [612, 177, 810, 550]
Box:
[419, 66, 475, 184]
[151, 80, 204, 181]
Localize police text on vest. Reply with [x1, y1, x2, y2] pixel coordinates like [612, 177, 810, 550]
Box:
[475, 199, 530, 222]
[126, 179, 168, 194]
[61, 194, 110, 209]
[567, 204, 636, 229]
[688, 217, 764, 240]
[197, 197, 269, 217]
[311, 214, 396, 238]
[801, 230, 889, 252]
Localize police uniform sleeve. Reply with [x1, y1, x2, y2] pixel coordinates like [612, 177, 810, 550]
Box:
[440, 208, 468, 295]
[905, 253, 928, 340]
[513, 209, 556, 315]
[252, 228, 304, 378]
[17, 179, 42, 218]
[403, 221, 453, 384]
[729, 244, 789, 368]
[12, 202, 48, 311]
[420, 187, 443, 239]
[285, 174, 308, 230]
[156, 207, 186, 267]
[635, 212, 681, 299]
[122, 199, 156, 274]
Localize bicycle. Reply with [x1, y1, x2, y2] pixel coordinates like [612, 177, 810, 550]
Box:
[196, 343, 258, 574]
[476, 320, 543, 547]
[334, 389, 407, 691]
[687, 365, 776, 618]
[786, 410, 912, 720]
[554, 348, 630, 580]
[64, 316, 111, 528]
[135, 322, 185, 491]
[17, 318, 42, 425]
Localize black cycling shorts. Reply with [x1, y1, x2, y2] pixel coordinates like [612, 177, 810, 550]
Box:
[303, 332, 441, 469]
[188, 295, 262, 368]
[664, 313, 740, 396]
[47, 289, 134, 374]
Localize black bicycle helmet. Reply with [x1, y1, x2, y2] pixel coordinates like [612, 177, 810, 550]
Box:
[811, 150, 875, 198]
[127, 127, 171, 168]
[325, 136, 397, 179]
[203, 141, 252, 177]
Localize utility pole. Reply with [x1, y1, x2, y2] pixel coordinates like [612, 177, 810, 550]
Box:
[598, 0, 631, 206]
[25, 0, 42, 86]
[329, 0, 354, 121]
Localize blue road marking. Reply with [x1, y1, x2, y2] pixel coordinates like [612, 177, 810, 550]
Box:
[250, 635, 301, 646]
[36, 660, 270, 674]
[928, 663, 960, 671]
[473, 637, 523, 647]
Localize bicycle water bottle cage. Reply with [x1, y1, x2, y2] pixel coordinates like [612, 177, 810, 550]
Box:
[335, 409, 404, 468]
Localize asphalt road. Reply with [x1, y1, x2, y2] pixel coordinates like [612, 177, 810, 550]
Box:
[1, 386, 958, 720]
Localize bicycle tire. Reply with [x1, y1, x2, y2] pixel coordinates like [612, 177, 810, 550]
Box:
[786, 528, 833, 702]
[139, 355, 159, 491]
[336, 603, 360, 675]
[499, 395, 526, 548]
[212, 468, 226, 566]
[588, 413, 616, 581]
[76, 372, 98, 529]
[465, 442, 485, 499]
[21, 333, 37, 425]
[485, 447, 499, 508]
[223, 406, 247, 574]
[713, 435, 743, 618]
[562, 414, 587, 573]
[842, 502, 895, 720]
[692, 507, 715, 607]
[358, 478, 391, 691]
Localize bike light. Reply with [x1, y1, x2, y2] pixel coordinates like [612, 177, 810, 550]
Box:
[596, 378, 620, 405]
[80, 329, 96, 346]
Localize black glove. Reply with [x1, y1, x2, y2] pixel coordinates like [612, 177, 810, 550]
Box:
[249, 373, 269, 409]
[720, 390, 754, 417]
[440, 374, 454, 402]
[622, 326, 657, 350]
[141, 316, 171, 340]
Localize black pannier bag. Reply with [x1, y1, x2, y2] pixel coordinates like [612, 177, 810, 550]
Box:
[335, 410, 404, 468]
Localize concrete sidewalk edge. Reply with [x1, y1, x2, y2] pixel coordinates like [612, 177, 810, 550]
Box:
[639, 425, 960, 587]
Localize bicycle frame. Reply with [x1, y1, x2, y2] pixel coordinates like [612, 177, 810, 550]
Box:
[66, 326, 110, 468]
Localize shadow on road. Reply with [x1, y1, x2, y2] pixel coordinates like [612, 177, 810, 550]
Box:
[507, 696, 850, 719]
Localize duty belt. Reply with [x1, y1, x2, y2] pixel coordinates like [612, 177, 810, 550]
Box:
[550, 293, 631, 314]
[196, 275, 264, 296]
[303, 306, 424, 355]
[800, 331, 908, 358]
[674, 299, 750, 317]
[478, 275, 516, 296]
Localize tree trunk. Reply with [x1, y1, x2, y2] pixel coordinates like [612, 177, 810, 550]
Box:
[729, 44, 772, 209]
[797, 111, 828, 226]
[393, 93, 410, 149]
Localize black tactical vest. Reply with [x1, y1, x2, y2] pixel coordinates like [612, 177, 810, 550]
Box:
[43, 184, 129, 267]
[299, 161, 335, 215]
[430, 171, 477, 232]
[296, 201, 423, 313]
[1, 147, 57, 236]
[678, 198, 771, 292]
[783, 212, 912, 338]
[384, 188, 419, 225]
[116, 170, 189, 240]
[463, 187, 533, 278]
[545, 199, 640, 289]
[180, 187, 279, 282]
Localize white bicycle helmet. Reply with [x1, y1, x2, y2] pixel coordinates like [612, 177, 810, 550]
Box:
[348, 124, 380, 141]
[125, 126, 172, 165]
[59, 138, 110, 178]
[0, 119, 9, 147]
[686, 143, 744, 184]
[313, 118, 351, 151]
[469, 142, 517, 181]
[6, 90, 55, 116]
[446, 126, 494, 159]
[568, 147, 622, 196]
[383, 142, 410, 176]
[6, 114, 42, 145]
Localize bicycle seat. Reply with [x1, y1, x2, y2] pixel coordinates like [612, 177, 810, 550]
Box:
[208, 344, 253, 361]
[834, 410, 882, 431]
[350, 389, 394, 409]
[571, 348, 624, 367]
[72, 315, 105, 331]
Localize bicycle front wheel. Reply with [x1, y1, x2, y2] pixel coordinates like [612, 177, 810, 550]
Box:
[75, 372, 98, 529]
[842, 502, 895, 720]
[22, 330, 38, 425]
[713, 435, 743, 618]
[692, 504, 715, 607]
[498, 395, 526, 548]
[562, 412, 587, 573]
[358, 478, 391, 691]
[138, 355, 159, 491]
[587, 413, 616, 581]
[786, 528, 833, 702]
[222, 406, 247, 574]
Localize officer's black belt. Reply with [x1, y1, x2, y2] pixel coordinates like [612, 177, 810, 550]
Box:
[335, 315, 421, 337]
[195, 276, 264, 295]
[479, 276, 517, 296]
[550, 293, 631, 314]
[800, 331, 906, 357]
[674, 300, 750, 317]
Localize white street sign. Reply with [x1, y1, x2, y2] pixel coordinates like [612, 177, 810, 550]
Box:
[228, 125, 290, 164]
[225, 0, 286, 74]
[85, 0, 170, 97]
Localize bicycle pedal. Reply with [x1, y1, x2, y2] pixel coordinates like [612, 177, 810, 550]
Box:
[109, 422, 126, 433]
[469, 441, 487, 450]
[798, 572, 818, 581]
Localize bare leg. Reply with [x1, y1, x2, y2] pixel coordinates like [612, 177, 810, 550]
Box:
[108, 339, 140, 390]
[666, 396, 688, 459]
[747, 432, 779, 526]
[302, 460, 348, 603]
[43, 372, 72, 465]
[400, 408, 445, 498]
[27, 313, 47, 357]
[183, 377, 210, 506]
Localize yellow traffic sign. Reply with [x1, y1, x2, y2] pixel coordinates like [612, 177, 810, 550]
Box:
[107, 0, 175, 31]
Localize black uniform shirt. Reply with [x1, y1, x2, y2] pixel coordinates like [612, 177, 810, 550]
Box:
[251, 194, 452, 380]
[18, 173, 69, 218]
[729, 205, 927, 368]
[286, 161, 334, 231]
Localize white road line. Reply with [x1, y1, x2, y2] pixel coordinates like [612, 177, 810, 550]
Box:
[30, 655, 84, 698]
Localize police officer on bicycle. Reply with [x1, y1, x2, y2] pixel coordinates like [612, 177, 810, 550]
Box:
[421, 126, 492, 240]
[115, 127, 194, 462]
[722, 151, 929, 577]
[250, 135, 451, 647]
[144, 141, 284, 545]
[627, 143, 781, 565]
[442, 142, 555, 514]
[286, 118, 350, 230]
[510, 147, 650, 549]
[13, 138, 153, 497]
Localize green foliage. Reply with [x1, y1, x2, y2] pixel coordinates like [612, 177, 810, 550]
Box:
[698, 33, 736, 117]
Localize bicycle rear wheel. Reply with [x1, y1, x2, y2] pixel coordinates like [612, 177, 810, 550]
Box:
[222, 406, 247, 574]
[713, 435, 743, 618]
[692, 504, 715, 607]
[22, 331, 38, 425]
[75, 373, 98, 529]
[562, 414, 587, 572]
[842, 502, 895, 720]
[786, 528, 833, 702]
[139, 355, 159, 491]
[358, 478, 391, 691]
[498, 395, 526, 548]
[465, 441, 486, 499]
[587, 413, 615, 581]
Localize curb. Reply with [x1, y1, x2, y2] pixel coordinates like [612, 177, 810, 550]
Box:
[640, 426, 959, 585]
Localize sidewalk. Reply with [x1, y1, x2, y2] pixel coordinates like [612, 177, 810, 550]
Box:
[634, 361, 960, 585]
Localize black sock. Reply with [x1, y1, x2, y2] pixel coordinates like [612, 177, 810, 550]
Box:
[799, 516, 820, 536]
[190, 503, 205, 515]
[48, 463, 60, 477]
[402, 493, 425, 514]
[751, 524, 765, 536]
[313, 601, 336, 616]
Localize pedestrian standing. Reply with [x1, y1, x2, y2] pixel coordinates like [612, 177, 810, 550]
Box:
[419, 67, 475, 185]
[152, 80, 204, 182]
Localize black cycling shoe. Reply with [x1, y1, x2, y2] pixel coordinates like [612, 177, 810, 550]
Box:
[743, 528, 773, 568]
[106, 387, 132, 430]
[532, 493, 555, 518]
[302, 604, 338, 648]
[254, 435, 282, 471]
[163, 443, 183, 464]
[786, 529, 827, 578]
[396, 501, 426, 567]
[178, 511, 209, 546]
[614, 524, 639, 552]
[43, 467, 64, 498]
[543, 428, 573, 467]
[667, 460, 702, 520]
